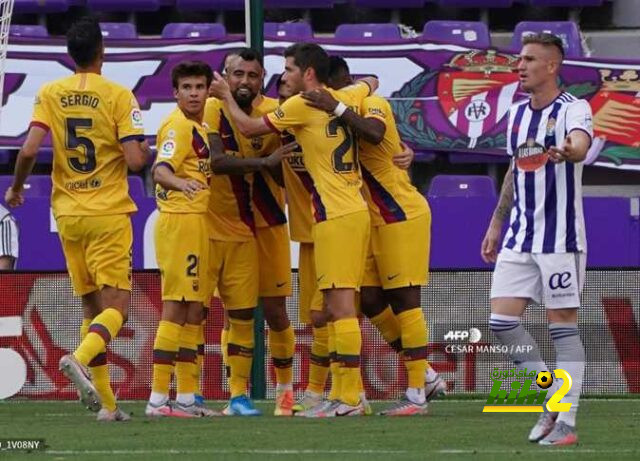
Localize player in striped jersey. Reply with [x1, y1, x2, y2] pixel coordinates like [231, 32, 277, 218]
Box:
[0, 204, 18, 270]
[481, 33, 592, 446]
[302, 56, 446, 415]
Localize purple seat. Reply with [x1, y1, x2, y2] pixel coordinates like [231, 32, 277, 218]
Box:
[353, 0, 424, 6]
[13, 0, 69, 13]
[100, 23, 137, 40]
[162, 23, 226, 39]
[87, 0, 160, 11]
[427, 175, 496, 198]
[421, 20, 491, 47]
[335, 23, 402, 42]
[0, 151, 10, 164]
[37, 149, 53, 164]
[530, 0, 602, 6]
[264, 0, 333, 6]
[9, 25, 48, 38]
[127, 176, 146, 198]
[414, 151, 437, 162]
[176, 0, 243, 9]
[436, 0, 512, 6]
[511, 21, 583, 58]
[264, 22, 313, 40]
[0, 175, 52, 198]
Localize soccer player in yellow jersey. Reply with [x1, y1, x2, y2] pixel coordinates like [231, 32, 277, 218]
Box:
[4, 17, 150, 421]
[210, 43, 378, 416]
[303, 56, 447, 415]
[204, 49, 297, 416]
[144, 61, 218, 418]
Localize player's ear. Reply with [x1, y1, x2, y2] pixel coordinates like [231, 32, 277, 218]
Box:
[173, 87, 179, 100]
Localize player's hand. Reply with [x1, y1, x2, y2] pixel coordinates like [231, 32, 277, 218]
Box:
[393, 142, 415, 170]
[209, 72, 232, 100]
[4, 187, 24, 208]
[301, 88, 339, 113]
[263, 142, 298, 168]
[548, 135, 575, 163]
[480, 220, 502, 264]
[181, 179, 207, 200]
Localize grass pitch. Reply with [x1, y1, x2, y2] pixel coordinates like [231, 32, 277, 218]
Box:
[0, 398, 638, 460]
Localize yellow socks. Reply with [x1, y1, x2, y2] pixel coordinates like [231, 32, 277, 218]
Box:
[327, 322, 341, 401]
[81, 318, 117, 412]
[221, 327, 229, 377]
[307, 326, 330, 395]
[334, 318, 362, 406]
[227, 317, 254, 398]
[398, 308, 428, 389]
[269, 326, 295, 386]
[370, 306, 402, 353]
[176, 323, 200, 400]
[74, 308, 123, 367]
[151, 320, 182, 396]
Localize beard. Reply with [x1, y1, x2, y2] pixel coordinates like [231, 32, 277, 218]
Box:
[233, 87, 256, 109]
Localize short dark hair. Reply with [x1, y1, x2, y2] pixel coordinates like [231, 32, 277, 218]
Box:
[67, 16, 103, 68]
[223, 47, 263, 72]
[522, 32, 565, 59]
[328, 55, 350, 80]
[171, 61, 213, 89]
[284, 43, 329, 84]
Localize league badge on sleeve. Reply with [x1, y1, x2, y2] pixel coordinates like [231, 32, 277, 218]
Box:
[131, 108, 144, 129]
[159, 139, 176, 159]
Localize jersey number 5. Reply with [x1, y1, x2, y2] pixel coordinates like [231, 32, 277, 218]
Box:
[66, 118, 97, 173]
[327, 118, 357, 173]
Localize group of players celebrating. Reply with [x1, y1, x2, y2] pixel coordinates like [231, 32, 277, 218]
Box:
[6, 14, 590, 446]
[6, 15, 445, 421]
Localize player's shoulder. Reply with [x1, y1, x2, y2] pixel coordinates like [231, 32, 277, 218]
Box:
[364, 93, 390, 109]
[510, 97, 530, 112]
[205, 96, 223, 111]
[259, 95, 279, 113]
[96, 75, 131, 95]
[159, 108, 190, 133]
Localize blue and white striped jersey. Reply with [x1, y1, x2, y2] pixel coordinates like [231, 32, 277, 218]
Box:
[502, 92, 593, 254]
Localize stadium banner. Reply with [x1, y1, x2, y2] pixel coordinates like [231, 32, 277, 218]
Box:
[0, 270, 638, 401]
[1, 37, 640, 170]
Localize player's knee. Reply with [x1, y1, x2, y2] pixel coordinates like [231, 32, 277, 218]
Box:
[310, 310, 328, 328]
[263, 300, 290, 331]
[386, 286, 420, 314]
[228, 307, 254, 321]
[360, 286, 386, 318]
[546, 307, 578, 324]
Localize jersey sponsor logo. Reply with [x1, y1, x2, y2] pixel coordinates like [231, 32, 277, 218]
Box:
[367, 107, 385, 118]
[159, 140, 176, 158]
[131, 109, 144, 129]
[515, 138, 548, 172]
[549, 271, 572, 290]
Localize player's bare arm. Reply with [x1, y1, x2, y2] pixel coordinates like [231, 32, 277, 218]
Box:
[152, 163, 206, 200]
[122, 139, 151, 172]
[301, 88, 386, 144]
[357, 76, 379, 94]
[392, 142, 415, 170]
[5, 125, 48, 208]
[209, 133, 297, 175]
[209, 72, 271, 137]
[547, 130, 591, 164]
[481, 161, 514, 263]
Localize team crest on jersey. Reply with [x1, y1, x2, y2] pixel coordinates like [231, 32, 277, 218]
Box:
[251, 136, 263, 150]
[192, 280, 199, 292]
[516, 138, 548, 172]
[131, 108, 144, 129]
[546, 118, 556, 137]
[159, 140, 176, 158]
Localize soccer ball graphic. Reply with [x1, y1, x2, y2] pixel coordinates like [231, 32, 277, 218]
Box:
[536, 371, 553, 389]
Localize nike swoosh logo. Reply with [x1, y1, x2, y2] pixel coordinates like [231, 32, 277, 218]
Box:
[276, 282, 286, 288]
[316, 275, 324, 282]
[336, 408, 360, 416]
[387, 274, 400, 280]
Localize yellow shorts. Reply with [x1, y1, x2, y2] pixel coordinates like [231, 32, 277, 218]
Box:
[362, 213, 431, 290]
[298, 242, 323, 324]
[313, 210, 370, 291]
[209, 238, 259, 310]
[57, 214, 132, 296]
[155, 213, 209, 303]
[256, 224, 291, 297]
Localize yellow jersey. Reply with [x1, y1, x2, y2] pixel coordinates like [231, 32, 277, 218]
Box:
[358, 95, 429, 226]
[154, 107, 211, 214]
[281, 130, 314, 243]
[264, 82, 371, 222]
[30, 72, 145, 217]
[204, 95, 283, 241]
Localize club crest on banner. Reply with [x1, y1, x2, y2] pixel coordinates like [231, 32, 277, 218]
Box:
[438, 50, 520, 149]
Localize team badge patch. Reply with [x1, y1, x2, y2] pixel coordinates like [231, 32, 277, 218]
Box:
[159, 140, 176, 158]
[546, 118, 556, 137]
[251, 136, 263, 150]
[131, 108, 144, 129]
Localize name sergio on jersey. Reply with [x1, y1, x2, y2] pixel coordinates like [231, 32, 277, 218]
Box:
[60, 94, 100, 109]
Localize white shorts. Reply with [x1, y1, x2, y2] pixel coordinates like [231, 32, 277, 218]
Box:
[490, 248, 586, 309]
